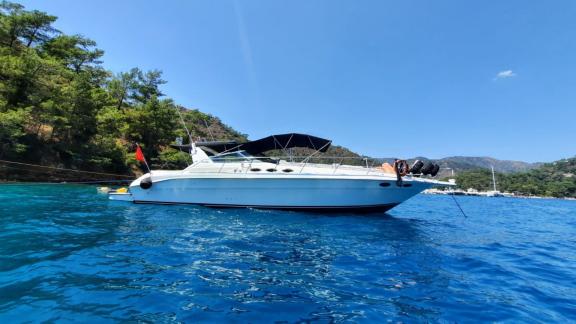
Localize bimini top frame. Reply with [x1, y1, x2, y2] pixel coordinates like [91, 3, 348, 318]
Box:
[171, 133, 332, 156]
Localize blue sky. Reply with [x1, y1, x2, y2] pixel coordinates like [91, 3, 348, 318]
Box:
[19, 0, 576, 162]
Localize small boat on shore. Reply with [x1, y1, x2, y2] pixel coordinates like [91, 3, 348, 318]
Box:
[109, 133, 452, 212]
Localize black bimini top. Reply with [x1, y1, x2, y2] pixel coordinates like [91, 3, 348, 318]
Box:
[171, 133, 332, 155]
[239, 133, 331, 155]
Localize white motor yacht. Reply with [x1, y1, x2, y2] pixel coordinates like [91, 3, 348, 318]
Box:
[109, 133, 452, 212]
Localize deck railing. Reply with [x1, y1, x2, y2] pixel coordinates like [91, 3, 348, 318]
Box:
[187, 155, 413, 176]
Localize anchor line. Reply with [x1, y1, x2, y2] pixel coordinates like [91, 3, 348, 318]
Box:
[0, 159, 134, 178]
[450, 193, 468, 218]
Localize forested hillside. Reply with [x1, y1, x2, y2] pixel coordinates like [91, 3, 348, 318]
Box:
[0, 1, 250, 181]
[454, 158, 576, 198]
[0, 2, 366, 181]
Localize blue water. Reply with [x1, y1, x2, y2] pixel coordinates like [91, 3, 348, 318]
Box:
[0, 185, 575, 322]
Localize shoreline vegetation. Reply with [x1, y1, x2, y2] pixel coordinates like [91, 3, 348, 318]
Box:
[1, 2, 575, 198]
[0, 0, 366, 183]
[424, 188, 576, 201]
[0, 1, 242, 181]
[448, 159, 576, 199]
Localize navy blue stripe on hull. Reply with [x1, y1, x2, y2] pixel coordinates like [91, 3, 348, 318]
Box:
[132, 200, 399, 213]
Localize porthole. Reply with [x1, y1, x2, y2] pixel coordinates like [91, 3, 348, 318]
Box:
[250, 168, 261, 172]
[282, 169, 294, 173]
[403, 183, 412, 187]
[266, 168, 277, 172]
[379, 182, 391, 187]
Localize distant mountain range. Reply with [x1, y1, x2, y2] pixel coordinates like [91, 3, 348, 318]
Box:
[307, 146, 541, 178]
[415, 156, 542, 178]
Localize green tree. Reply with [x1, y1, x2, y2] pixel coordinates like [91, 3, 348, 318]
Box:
[0, 108, 30, 158]
[126, 96, 178, 159]
[42, 34, 103, 72]
[0, 1, 58, 49]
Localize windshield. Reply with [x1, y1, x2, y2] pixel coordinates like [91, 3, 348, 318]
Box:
[210, 151, 255, 163]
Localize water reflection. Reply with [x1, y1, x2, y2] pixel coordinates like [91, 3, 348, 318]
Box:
[1, 184, 448, 322]
[122, 207, 448, 322]
[0, 185, 126, 319]
[2, 187, 446, 321]
[2, 185, 575, 322]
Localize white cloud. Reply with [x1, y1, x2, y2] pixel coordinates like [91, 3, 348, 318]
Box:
[495, 70, 516, 80]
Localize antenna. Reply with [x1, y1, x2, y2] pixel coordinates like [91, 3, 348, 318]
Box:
[175, 107, 195, 166]
[176, 107, 193, 145]
[203, 118, 215, 142]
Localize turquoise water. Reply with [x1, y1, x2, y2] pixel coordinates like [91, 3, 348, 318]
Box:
[0, 185, 575, 322]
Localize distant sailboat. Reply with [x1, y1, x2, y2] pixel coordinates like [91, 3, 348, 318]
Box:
[486, 166, 504, 197]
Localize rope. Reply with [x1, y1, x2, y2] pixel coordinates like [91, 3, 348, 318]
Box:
[203, 118, 215, 142]
[176, 108, 194, 146]
[0, 159, 134, 178]
[450, 194, 468, 218]
[0, 180, 132, 185]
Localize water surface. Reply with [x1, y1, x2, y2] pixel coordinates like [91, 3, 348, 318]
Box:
[0, 185, 575, 322]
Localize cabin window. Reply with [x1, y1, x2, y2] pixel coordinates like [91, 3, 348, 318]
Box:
[282, 169, 294, 173]
[266, 168, 277, 172]
[379, 182, 391, 187]
[211, 151, 254, 163]
[250, 168, 261, 172]
[403, 183, 412, 187]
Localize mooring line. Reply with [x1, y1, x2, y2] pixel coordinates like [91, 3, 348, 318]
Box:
[0, 159, 133, 178]
[450, 194, 468, 218]
[0, 180, 132, 185]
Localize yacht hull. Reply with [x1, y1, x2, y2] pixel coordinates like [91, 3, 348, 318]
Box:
[133, 199, 399, 212]
[127, 177, 434, 212]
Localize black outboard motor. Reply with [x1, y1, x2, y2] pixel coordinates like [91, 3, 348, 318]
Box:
[140, 176, 152, 189]
[421, 162, 434, 175]
[430, 164, 440, 177]
[409, 160, 424, 174]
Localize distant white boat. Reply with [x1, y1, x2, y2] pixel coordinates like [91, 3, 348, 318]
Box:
[486, 166, 504, 197]
[110, 134, 453, 212]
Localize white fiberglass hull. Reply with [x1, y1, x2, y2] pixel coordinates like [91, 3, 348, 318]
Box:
[126, 175, 438, 212]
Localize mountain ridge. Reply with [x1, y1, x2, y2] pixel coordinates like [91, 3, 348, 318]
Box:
[421, 156, 541, 178]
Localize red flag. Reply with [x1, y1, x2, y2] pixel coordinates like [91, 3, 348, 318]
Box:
[135, 145, 145, 162]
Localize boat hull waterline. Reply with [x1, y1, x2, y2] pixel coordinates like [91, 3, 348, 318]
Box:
[111, 176, 439, 212]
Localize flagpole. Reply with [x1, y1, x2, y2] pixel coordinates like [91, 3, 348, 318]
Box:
[143, 158, 151, 175]
[136, 144, 151, 175]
